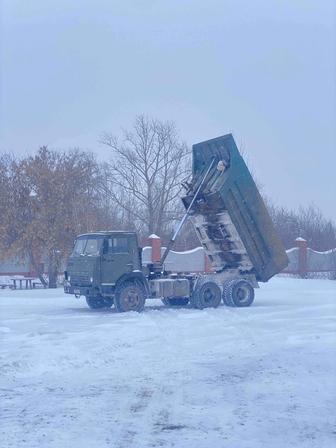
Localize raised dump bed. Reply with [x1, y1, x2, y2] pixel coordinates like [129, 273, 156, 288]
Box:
[182, 134, 288, 282]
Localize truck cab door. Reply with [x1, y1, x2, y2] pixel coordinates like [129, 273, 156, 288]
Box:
[101, 235, 139, 286]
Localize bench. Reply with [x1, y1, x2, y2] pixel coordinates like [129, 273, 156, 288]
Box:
[0, 284, 13, 289]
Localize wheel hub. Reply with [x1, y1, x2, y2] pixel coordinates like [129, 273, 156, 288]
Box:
[237, 285, 249, 302]
[203, 288, 214, 303]
[122, 289, 140, 309]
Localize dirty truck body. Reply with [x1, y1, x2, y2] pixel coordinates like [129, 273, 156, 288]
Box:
[64, 134, 288, 312]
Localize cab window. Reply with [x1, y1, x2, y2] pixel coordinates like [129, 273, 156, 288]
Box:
[108, 236, 129, 253]
[85, 238, 103, 256]
[72, 238, 86, 256]
[72, 236, 103, 256]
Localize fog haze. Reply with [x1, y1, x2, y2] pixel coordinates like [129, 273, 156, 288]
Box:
[1, 0, 335, 220]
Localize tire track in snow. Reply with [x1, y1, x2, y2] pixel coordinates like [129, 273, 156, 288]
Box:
[113, 309, 193, 447]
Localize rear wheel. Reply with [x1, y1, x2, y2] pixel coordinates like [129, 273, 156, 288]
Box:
[86, 295, 113, 309]
[191, 282, 221, 309]
[114, 282, 146, 313]
[223, 279, 254, 307]
[161, 297, 189, 307]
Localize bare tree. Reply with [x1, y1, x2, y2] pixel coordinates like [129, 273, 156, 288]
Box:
[100, 115, 190, 237]
[0, 147, 116, 287]
[267, 202, 336, 251]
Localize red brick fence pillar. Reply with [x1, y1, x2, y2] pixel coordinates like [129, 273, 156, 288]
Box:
[204, 254, 213, 272]
[296, 237, 308, 278]
[148, 234, 162, 263]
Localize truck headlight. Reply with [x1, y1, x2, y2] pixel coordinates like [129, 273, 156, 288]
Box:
[90, 277, 93, 283]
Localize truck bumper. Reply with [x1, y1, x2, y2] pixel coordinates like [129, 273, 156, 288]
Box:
[64, 284, 93, 296]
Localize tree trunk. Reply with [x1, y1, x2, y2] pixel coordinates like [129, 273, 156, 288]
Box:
[48, 253, 58, 288]
[28, 248, 48, 287]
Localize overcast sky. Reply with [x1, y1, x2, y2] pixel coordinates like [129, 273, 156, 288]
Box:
[1, 0, 335, 221]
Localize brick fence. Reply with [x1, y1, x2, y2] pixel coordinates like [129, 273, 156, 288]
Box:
[284, 237, 336, 278]
[143, 234, 212, 273]
[144, 234, 336, 278]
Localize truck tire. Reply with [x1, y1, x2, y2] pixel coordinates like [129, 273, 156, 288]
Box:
[114, 282, 146, 313]
[86, 295, 113, 309]
[161, 297, 189, 307]
[223, 279, 254, 307]
[191, 282, 221, 309]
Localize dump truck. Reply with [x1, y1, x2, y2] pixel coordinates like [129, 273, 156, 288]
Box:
[64, 134, 288, 311]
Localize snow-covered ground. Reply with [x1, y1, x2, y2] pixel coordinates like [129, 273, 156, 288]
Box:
[1, 277, 335, 448]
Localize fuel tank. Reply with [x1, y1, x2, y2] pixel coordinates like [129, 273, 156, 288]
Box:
[182, 134, 288, 282]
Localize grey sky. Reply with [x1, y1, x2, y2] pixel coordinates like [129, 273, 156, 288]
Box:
[1, 0, 335, 220]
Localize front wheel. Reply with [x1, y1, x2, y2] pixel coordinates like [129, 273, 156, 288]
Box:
[86, 295, 113, 309]
[114, 282, 146, 313]
[223, 279, 254, 307]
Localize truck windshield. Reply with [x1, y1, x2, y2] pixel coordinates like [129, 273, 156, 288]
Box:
[72, 236, 103, 256]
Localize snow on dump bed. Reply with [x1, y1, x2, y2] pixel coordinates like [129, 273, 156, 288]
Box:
[0, 278, 335, 448]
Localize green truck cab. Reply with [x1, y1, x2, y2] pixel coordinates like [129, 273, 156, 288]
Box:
[64, 231, 150, 311]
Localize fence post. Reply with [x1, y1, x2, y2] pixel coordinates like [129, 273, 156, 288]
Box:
[296, 237, 308, 278]
[204, 253, 212, 272]
[148, 234, 161, 262]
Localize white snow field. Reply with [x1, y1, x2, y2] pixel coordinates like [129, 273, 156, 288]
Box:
[1, 277, 335, 448]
